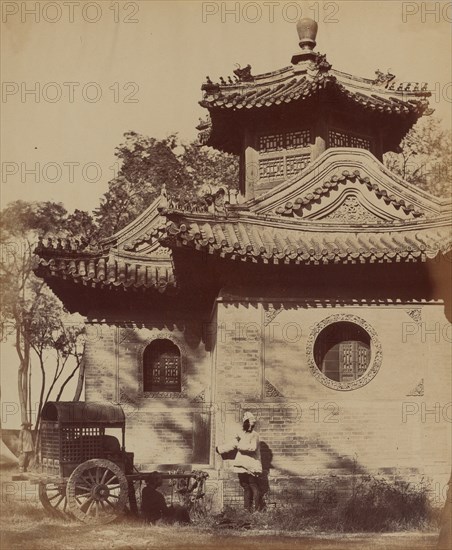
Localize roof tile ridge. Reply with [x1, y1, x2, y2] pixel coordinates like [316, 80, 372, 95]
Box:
[35, 235, 105, 258]
[253, 65, 293, 82]
[100, 194, 164, 248]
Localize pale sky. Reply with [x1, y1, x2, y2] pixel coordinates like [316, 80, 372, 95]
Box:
[1, 0, 451, 213]
[1, 2, 451, 427]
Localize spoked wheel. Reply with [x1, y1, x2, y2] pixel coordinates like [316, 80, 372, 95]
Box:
[66, 459, 129, 524]
[39, 482, 69, 518]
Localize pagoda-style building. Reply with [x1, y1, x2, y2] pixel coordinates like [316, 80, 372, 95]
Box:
[35, 20, 451, 508]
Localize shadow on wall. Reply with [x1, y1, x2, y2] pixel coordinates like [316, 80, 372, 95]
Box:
[259, 441, 273, 499]
[83, 320, 213, 466]
[259, 436, 368, 478]
[117, 322, 209, 406]
[128, 413, 196, 466]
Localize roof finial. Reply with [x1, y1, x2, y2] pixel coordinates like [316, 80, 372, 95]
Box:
[297, 18, 318, 51]
[291, 18, 318, 65]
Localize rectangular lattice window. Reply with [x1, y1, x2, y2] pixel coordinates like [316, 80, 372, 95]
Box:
[329, 130, 349, 148]
[339, 342, 370, 382]
[350, 135, 371, 150]
[258, 133, 284, 152]
[259, 157, 285, 180]
[259, 130, 311, 152]
[286, 154, 310, 176]
[329, 130, 370, 150]
[357, 346, 370, 375]
[286, 130, 311, 149]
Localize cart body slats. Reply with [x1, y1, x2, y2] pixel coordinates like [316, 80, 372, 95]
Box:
[37, 402, 128, 480]
[32, 401, 208, 524]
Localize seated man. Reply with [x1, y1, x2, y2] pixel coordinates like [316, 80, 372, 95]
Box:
[141, 473, 167, 524]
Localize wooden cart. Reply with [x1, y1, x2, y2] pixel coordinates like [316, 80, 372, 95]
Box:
[16, 402, 208, 524]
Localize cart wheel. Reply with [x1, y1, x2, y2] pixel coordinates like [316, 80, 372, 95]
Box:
[39, 482, 69, 518]
[66, 459, 128, 524]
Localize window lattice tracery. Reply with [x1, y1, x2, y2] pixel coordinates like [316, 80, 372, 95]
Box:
[258, 157, 285, 179]
[329, 130, 371, 150]
[258, 130, 311, 152]
[258, 133, 284, 152]
[286, 130, 311, 149]
[286, 154, 310, 176]
[314, 321, 371, 383]
[143, 339, 181, 393]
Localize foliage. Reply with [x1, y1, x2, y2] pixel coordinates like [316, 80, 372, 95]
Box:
[0, 137, 238, 425]
[94, 132, 238, 238]
[180, 141, 239, 194]
[341, 476, 433, 531]
[201, 475, 437, 533]
[29, 287, 85, 434]
[384, 117, 451, 198]
[66, 209, 98, 241]
[0, 201, 88, 426]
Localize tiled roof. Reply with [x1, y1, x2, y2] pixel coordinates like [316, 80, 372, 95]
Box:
[34, 148, 451, 293]
[164, 216, 451, 265]
[271, 169, 425, 218]
[246, 148, 450, 221]
[159, 149, 450, 265]
[158, 168, 430, 220]
[34, 211, 451, 292]
[34, 197, 177, 294]
[34, 249, 176, 293]
[199, 62, 431, 116]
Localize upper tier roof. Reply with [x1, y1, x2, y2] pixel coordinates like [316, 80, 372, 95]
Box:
[199, 64, 431, 115]
[197, 19, 432, 153]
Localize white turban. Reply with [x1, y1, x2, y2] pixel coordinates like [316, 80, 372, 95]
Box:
[243, 411, 256, 424]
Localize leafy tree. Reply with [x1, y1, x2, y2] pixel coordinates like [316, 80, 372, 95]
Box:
[0, 201, 89, 426]
[180, 141, 239, 193]
[114, 132, 187, 193]
[384, 117, 451, 198]
[66, 209, 98, 241]
[1, 201, 66, 424]
[95, 132, 239, 237]
[94, 176, 152, 238]
[28, 286, 85, 438]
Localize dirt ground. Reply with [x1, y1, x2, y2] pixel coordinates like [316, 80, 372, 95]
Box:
[1, 521, 440, 550]
[0, 471, 441, 550]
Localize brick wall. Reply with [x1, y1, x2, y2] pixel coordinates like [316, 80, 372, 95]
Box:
[213, 300, 451, 507]
[83, 318, 213, 467]
[81, 301, 451, 509]
[84, 323, 117, 402]
[126, 410, 194, 467]
[215, 302, 263, 401]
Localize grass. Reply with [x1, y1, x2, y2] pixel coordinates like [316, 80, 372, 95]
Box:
[0, 467, 443, 550]
[204, 474, 440, 533]
[0, 497, 441, 550]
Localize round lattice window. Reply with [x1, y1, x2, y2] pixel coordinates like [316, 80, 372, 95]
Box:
[306, 315, 382, 391]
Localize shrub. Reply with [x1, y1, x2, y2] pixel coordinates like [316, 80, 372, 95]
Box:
[206, 475, 438, 533]
[340, 476, 434, 532]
